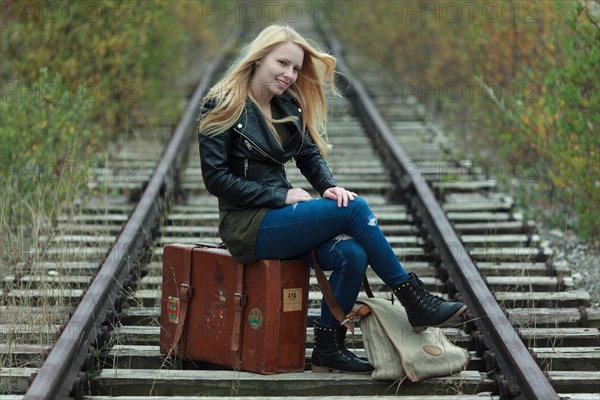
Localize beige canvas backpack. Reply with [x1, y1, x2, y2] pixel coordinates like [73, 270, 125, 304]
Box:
[357, 296, 470, 382]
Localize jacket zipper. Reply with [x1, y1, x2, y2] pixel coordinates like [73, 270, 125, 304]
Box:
[281, 165, 291, 188]
[244, 159, 248, 178]
[294, 135, 304, 157]
[235, 128, 283, 165]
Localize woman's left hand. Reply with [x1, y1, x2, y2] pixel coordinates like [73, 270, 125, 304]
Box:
[323, 187, 358, 208]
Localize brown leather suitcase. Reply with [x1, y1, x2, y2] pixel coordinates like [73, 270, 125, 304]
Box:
[159, 244, 309, 374]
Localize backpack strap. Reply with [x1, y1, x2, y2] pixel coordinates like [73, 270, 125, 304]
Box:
[363, 276, 375, 298]
[311, 250, 347, 325]
[311, 249, 374, 332]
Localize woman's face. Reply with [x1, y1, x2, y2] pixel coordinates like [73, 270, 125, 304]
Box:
[251, 41, 304, 101]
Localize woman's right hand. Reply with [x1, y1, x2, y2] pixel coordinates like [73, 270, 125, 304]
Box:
[285, 188, 313, 204]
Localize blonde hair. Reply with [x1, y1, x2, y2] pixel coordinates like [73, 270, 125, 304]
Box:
[199, 24, 340, 156]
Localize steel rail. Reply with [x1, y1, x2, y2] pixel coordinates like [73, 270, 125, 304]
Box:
[23, 28, 242, 400]
[319, 28, 560, 400]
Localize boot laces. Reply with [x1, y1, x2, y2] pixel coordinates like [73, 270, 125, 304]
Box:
[338, 347, 354, 360]
[336, 332, 359, 361]
[412, 275, 445, 311]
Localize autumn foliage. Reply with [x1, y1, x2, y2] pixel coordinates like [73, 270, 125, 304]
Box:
[330, 0, 599, 239]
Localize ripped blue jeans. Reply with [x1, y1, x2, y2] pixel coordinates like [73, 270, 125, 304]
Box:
[254, 197, 410, 327]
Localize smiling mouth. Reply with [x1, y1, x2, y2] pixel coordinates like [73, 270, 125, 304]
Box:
[276, 79, 288, 89]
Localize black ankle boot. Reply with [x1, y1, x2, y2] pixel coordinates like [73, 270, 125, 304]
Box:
[393, 272, 467, 333]
[311, 319, 374, 374]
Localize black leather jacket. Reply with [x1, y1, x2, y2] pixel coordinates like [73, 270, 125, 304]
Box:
[197, 92, 337, 212]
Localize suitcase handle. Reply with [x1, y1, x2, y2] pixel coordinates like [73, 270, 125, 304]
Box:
[194, 242, 227, 248]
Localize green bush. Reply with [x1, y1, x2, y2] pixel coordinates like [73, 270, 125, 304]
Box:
[1, 0, 189, 133]
[1, 68, 102, 230]
[0, 0, 225, 267]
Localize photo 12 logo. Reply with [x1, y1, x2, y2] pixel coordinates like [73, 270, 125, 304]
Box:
[1, 161, 140, 185]
[399, 81, 539, 104]
[200, 1, 338, 23]
[1, 81, 140, 104]
[2, 1, 140, 23]
[399, 1, 539, 24]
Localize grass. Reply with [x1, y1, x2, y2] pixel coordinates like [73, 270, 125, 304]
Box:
[0, 125, 170, 396]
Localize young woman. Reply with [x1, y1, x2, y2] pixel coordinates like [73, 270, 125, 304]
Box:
[197, 24, 466, 374]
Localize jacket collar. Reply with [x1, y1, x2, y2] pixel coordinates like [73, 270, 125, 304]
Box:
[233, 92, 303, 162]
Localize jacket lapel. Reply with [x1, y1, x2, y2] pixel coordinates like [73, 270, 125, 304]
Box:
[234, 94, 303, 163]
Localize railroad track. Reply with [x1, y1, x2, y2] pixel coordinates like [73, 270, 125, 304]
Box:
[0, 27, 241, 400]
[1, 20, 598, 400]
[329, 31, 600, 399]
[0, 127, 170, 395]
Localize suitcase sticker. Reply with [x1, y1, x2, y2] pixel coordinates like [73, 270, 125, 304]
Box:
[283, 288, 303, 312]
[167, 296, 180, 323]
[248, 308, 263, 329]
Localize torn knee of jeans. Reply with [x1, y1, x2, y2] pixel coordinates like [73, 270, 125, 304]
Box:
[367, 215, 378, 227]
[329, 234, 353, 251]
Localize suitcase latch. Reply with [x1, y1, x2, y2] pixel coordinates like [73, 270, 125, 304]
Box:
[234, 292, 247, 308]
